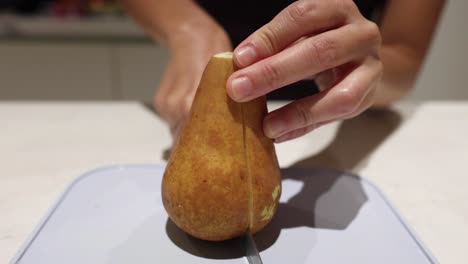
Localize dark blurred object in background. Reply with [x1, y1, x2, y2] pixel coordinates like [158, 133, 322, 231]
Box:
[0, 0, 50, 15]
[0, 0, 123, 17]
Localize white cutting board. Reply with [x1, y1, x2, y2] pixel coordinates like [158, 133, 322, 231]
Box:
[11, 164, 436, 264]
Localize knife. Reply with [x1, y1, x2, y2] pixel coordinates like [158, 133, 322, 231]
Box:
[245, 233, 263, 264]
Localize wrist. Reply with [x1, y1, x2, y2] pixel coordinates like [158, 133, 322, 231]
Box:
[166, 18, 229, 49]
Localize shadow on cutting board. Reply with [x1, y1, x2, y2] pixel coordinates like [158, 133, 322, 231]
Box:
[254, 168, 366, 251]
[290, 108, 402, 171]
[165, 220, 246, 259]
[164, 108, 402, 259]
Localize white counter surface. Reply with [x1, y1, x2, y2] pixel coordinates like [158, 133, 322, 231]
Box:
[1, 101, 467, 263]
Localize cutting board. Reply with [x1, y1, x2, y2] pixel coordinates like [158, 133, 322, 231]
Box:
[11, 164, 436, 263]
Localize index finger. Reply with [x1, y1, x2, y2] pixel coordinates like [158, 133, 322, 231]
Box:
[233, 0, 361, 67]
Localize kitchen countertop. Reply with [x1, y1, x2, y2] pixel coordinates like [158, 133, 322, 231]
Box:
[1, 101, 467, 263]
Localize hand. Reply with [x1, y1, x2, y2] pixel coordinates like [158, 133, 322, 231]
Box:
[154, 22, 232, 140]
[226, 0, 382, 142]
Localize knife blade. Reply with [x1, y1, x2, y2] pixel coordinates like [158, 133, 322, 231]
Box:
[245, 233, 263, 264]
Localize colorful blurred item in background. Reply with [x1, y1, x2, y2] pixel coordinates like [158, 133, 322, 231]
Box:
[0, 0, 123, 17]
[87, 0, 122, 16]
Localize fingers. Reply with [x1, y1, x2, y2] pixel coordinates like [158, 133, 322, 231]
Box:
[156, 59, 200, 133]
[155, 59, 196, 116]
[274, 122, 324, 143]
[154, 62, 177, 120]
[263, 57, 382, 139]
[314, 62, 356, 91]
[233, 0, 359, 67]
[225, 0, 383, 142]
[170, 119, 184, 142]
[227, 22, 380, 102]
[273, 85, 377, 143]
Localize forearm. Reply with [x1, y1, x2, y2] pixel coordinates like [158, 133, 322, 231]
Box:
[121, 0, 218, 47]
[372, 0, 445, 107]
[372, 44, 422, 107]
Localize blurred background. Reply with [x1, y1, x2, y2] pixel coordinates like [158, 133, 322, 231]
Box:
[0, 0, 466, 103]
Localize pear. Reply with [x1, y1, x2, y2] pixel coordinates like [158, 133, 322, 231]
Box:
[162, 52, 281, 241]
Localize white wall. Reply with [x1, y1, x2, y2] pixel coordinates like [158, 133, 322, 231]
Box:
[408, 0, 468, 100]
[0, 41, 168, 102]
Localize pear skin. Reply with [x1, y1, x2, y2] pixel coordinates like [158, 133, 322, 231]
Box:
[162, 52, 281, 241]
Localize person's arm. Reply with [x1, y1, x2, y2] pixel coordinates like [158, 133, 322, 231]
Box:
[374, 0, 446, 107]
[122, 0, 232, 139]
[122, 0, 217, 46]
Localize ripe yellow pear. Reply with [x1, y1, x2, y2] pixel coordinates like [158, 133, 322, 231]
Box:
[162, 52, 281, 241]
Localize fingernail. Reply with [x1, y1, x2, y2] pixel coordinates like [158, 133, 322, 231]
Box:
[264, 115, 287, 138]
[235, 45, 257, 67]
[274, 133, 291, 143]
[230, 76, 253, 101]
